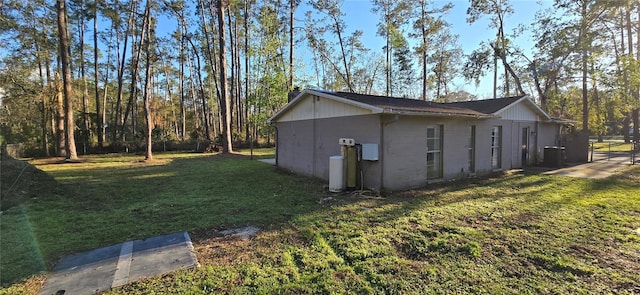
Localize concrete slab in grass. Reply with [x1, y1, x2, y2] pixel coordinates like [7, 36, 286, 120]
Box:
[39, 232, 198, 295]
[542, 153, 634, 179]
[257, 158, 275, 165]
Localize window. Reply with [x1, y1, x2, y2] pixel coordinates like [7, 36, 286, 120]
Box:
[521, 127, 529, 167]
[427, 125, 443, 179]
[491, 126, 502, 170]
[468, 126, 476, 173]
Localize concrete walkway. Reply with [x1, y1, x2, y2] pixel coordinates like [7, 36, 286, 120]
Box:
[540, 152, 637, 179]
[39, 232, 198, 295]
[257, 158, 275, 165]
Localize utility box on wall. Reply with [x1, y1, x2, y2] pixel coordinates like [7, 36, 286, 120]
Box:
[361, 143, 379, 161]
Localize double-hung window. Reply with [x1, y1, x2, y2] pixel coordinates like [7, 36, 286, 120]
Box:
[427, 125, 443, 179]
[491, 126, 502, 170]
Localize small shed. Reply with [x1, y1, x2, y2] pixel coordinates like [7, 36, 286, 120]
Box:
[268, 89, 563, 191]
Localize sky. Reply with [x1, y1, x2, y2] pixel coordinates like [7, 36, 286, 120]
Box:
[293, 0, 554, 98]
[0, 0, 554, 100]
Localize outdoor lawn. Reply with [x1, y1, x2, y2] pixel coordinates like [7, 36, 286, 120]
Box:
[592, 141, 636, 153]
[2, 150, 640, 294]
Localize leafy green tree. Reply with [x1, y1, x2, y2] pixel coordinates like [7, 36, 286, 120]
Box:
[410, 0, 452, 100]
[427, 28, 462, 100]
[551, 0, 614, 133]
[390, 32, 415, 97]
[372, 0, 411, 96]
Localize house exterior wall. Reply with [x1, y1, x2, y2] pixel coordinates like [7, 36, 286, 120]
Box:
[381, 115, 485, 191]
[275, 114, 382, 189]
[276, 120, 315, 176]
[381, 115, 427, 190]
[467, 119, 511, 175]
[380, 116, 560, 191]
[272, 93, 562, 192]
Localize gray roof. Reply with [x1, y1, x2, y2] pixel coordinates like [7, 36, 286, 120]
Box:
[268, 89, 550, 124]
[445, 95, 526, 114]
[322, 91, 491, 117]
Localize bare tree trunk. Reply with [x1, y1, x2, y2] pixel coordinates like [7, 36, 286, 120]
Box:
[185, 37, 211, 141]
[227, 11, 236, 134]
[581, 48, 588, 133]
[419, 0, 427, 100]
[79, 2, 90, 149]
[94, 2, 103, 147]
[218, 0, 233, 153]
[122, 12, 145, 142]
[57, 0, 78, 160]
[386, 26, 390, 96]
[490, 43, 525, 96]
[627, 5, 639, 143]
[289, 0, 295, 91]
[244, 0, 250, 143]
[142, 0, 153, 160]
[186, 47, 200, 132]
[34, 25, 50, 156]
[37, 67, 49, 156]
[114, 0, 135, 142]
[235, 15, 242, 135]
[331, 15, 354, 93]
[493, 54, 497, 99]
[55, 72, 66, 157]
[179, 10, 186, 141]
[635, 6, 640, 143]
[580, 2, 589, 134]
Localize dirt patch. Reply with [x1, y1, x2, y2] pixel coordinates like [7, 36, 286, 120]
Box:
[0, 154, 61, 211]
[612, 165, 640, 183]
[568, 244, 640, 274]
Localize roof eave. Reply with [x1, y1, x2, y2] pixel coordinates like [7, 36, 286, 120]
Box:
[311, 90, 385, 113]
[267, 89, 384, 124]
[549, 118, 577, 125]
[383, 109, 495, 119]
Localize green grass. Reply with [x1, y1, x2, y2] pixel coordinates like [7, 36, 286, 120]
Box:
[0, 152, 320, 291]
[2, 153, 640, 294]
[592, 141, 635, 152]
[235, 147, 275, 159]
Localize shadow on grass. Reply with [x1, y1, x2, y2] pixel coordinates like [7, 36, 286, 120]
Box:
[283, 168, 640, 293]
[5, 153, 640, 291]
[0, 154, 62, 211]
[0, 152, 325, 287]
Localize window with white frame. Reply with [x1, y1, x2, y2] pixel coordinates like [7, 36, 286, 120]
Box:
[427, 125, 443, 179]
[491, 126, 502, 170]
[468, 125, 476, 173]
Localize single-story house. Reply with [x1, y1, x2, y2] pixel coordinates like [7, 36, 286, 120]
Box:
[267, 89, 564, 191]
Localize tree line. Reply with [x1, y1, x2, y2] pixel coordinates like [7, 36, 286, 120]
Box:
[1, 0, 639, 159]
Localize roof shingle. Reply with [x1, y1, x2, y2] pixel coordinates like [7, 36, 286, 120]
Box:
[322, 91, 492, 117]
[445, 95, 526, 114]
